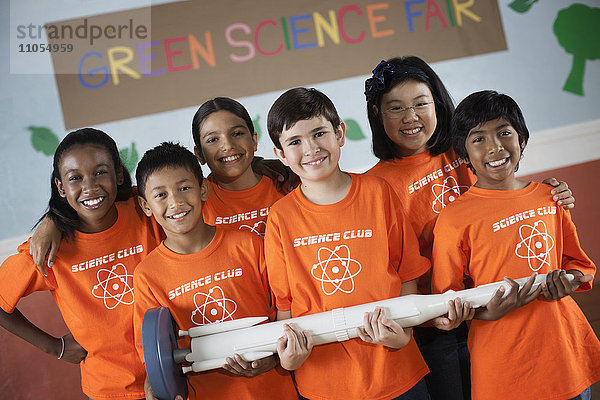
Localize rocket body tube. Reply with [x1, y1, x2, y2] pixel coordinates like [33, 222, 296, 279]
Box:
[179, 273, 570, 373]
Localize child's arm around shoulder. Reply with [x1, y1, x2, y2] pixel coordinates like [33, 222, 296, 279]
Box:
[29, 196, 162, 274]
[29, 215, 62, 275]
[542, 177, 574, 209]
[252, 157, 299, 194]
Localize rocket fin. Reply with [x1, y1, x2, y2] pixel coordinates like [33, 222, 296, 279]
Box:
[189, 358, 229, 372]
[388, 304, 420, 320]
[239, 351, 275, 362]
[184, 316, 269, 338]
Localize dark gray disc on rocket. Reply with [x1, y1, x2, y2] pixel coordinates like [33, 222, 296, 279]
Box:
[142, 307, 188, 400]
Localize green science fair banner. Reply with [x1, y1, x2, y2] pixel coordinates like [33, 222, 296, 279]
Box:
[48, 0, 507, 129]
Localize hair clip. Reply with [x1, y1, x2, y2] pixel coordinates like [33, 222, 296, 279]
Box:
[364, 60, 430, 103]
[364, 60, 395, 102]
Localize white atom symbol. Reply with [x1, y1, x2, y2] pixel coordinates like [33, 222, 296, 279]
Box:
[311, 245, 362, 296]
[515, 220, 555, 271]
[239, 221, 267, 238]
[191, 286, 237, 325]
[91, 263, 134, 310]
[431, 176, 469, 213]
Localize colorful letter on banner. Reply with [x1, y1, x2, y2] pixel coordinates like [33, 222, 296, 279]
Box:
[49, 0, 506, 129]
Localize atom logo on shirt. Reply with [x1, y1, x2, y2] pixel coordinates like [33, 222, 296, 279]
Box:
[515, 220, 555, 271]
[311, 245, 362, 295]
[191, 286, 238, 325]
[91, 263, 135, 309]
[431, 176, 469, 214]
[239, 220, 266, 237]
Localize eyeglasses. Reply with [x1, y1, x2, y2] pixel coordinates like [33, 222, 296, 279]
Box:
[382, 101, 434, 118]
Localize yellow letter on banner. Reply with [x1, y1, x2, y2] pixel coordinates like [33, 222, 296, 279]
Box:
[314, 10, 340, 47]
[452, 0, 481, 26]
[108, 46, 141, 85]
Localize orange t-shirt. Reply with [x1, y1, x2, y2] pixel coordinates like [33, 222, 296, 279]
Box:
[431, 183, 600, 400]
[133, 227, 297, 400]
[202, 176, 284, 238]
[366, 148, 475, 260]
[264, 173, 431, 400]
[0, 198, 163, 400]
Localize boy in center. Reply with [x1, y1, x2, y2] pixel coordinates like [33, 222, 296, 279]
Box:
[265, 88, 463, 400]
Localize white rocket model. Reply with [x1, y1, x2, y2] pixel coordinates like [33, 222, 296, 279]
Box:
[177, 273, 572, 373]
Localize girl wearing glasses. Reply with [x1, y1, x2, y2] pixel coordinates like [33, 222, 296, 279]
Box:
[364, 56, 575, 400]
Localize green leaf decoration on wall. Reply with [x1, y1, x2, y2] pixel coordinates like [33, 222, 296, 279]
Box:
[28, 126, 59, 156]
[344, 119, 366, 141]
[27, 127, 140, 175]
[253, 115, 262, 141]
[553, 4, 600, 96]
[119, 142, 139, 173]
[508, 0, 538, 14]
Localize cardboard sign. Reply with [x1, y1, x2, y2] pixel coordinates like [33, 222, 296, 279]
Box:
[48, 0, 507, 129]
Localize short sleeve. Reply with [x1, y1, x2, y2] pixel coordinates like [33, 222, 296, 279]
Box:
[132, 267, 162, 363]
[385, 183, 431, 283]
[264, 212, 292, 312]
[251, 234, 276, 321]
[559, 209, 596, 291]
[431, 212, 469, 294]
[0, 241, 55, 313]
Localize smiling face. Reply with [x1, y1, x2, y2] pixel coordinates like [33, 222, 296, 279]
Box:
[377, 80, 437, 157]
[195, 110, 258, 190]
[465, 118, 524, 190]
[139, 166, 208, 238]
[55, 144, 123, 233]
[273, 116, 345, 185]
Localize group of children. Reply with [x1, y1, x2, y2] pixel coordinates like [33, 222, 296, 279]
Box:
[0, 55, 599, 400]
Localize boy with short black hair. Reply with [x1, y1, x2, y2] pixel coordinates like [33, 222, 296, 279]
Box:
[265, 87, 459, 399]
[432, 90, 600, 400]
[132, 142, 297, 399]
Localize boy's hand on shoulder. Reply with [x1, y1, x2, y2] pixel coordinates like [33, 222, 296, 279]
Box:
[432, 298, 475, 331]
[542, 178, 574, 209]
[476, 273, 542, 321]
[60, 333, 87, 364]
[540, 270, 593, 301]
[252, 156, 299, 193]
[29, 216, 62, 276]
[223, 353, 277, 377]
[357, 306, 411, 349]
[276, 323, 313, 370]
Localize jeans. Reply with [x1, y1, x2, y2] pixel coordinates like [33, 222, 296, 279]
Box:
[568, 387, 591, 400]
[413, 323, 470, 400]
[392, 378, 431, 400]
